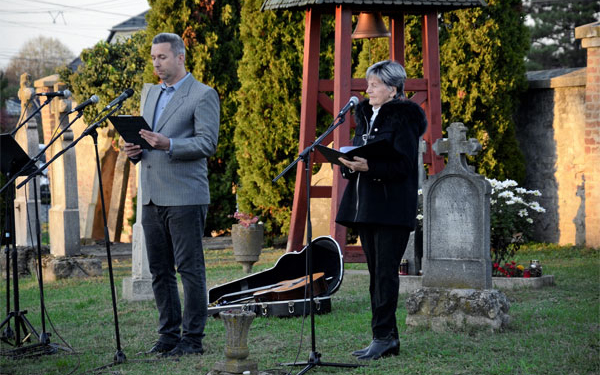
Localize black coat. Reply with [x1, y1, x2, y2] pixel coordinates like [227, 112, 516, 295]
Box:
[335, 98, 427, 229]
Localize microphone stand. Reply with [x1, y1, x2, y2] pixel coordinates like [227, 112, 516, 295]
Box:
[18, 104, 127, 364]
[274, 111, 362, 375]
[11, 97, 53, 137]
[0, 106, 83, 356]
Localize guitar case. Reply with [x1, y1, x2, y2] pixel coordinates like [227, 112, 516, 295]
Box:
[207, 236, 344, 317]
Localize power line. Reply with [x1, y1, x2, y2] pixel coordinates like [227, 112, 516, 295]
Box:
[20, 0, 141, 17]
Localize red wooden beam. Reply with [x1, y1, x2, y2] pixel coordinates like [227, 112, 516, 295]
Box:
[287, 8, 321, 253]
[331, 4, 353, 257]
[389, 12, 405, 65]
[422, 12, 445, 174]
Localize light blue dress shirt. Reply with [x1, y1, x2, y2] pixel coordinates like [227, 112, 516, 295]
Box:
[153, 72, 191, 155]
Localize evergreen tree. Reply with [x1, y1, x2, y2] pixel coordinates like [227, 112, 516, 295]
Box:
[234, 0, 305, 238]
[524, 0, 600, 70]
[59, 32, 147, 125]
[144, 0, 243, 235]
[439, 0, 529, 182]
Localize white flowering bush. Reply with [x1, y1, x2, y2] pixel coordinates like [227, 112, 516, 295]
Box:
[487, 178, 546, 268]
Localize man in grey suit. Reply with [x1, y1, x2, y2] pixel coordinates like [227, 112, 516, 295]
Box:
[123, 32, 219, 357]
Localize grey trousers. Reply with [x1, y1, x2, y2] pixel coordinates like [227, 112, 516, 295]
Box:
[142, 203, 208, 346]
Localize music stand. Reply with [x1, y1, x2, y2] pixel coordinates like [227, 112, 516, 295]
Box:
[274, 112, 362, 374]
[0, 134, 55, 354]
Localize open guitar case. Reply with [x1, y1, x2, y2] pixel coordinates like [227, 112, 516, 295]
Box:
[207, 236, 344, 318]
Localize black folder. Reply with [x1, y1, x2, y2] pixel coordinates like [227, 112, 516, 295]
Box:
[1, 134, 37, 177]
[108, 116, 153, 149]
[315, 139, 400, 167]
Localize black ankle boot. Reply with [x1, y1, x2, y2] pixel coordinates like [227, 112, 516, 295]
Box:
[357, 337, 399, 360]
[351, 341, 373, 357]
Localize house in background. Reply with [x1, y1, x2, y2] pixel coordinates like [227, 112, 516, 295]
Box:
[106, 11, 148, 44]
[68, 10, 148, 71]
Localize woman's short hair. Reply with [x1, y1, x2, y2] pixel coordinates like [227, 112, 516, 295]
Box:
[152, 33, 186, 58]
[366, 60, 407, 98]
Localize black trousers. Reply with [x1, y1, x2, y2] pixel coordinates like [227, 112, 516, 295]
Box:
[359, 225, 411, 340]
[142, 203, 208, 346]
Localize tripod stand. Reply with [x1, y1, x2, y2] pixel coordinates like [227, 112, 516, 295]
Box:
[274, 107, 362, 375]
[0, 135, 51, 354]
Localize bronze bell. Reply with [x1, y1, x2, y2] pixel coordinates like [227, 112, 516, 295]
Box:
[352, 12, 391, 39]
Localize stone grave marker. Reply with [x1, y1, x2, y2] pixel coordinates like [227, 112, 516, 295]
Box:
[422, 122, 491, 289]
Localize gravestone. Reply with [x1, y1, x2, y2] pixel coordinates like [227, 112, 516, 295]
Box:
[122, 84, 153, 301]
[422, 122, 491, 289]
[402, 138, 427, 275]
[406, 123, 510, 332]
[33, 76, 81, 257]
[13, 73, 41, 247]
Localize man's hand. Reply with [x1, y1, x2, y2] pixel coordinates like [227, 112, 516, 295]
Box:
[338, 156, 369, 172]
[123, 141, 142, 158]
[139, 129, 170, 151]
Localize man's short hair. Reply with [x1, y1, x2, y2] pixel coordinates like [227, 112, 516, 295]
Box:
[152, 33, 186, 58]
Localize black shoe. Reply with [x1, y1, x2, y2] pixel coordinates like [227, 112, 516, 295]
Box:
[357, 338, 399, 361]
[161, 339, 204, 357]
[145, 341, 177, 354]
[352, 341, 373, 357]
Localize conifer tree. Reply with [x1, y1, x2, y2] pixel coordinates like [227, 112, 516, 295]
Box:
[234, 0, 305, 238]
[439, 0, 529, 181]
[144, 0, 242, 234]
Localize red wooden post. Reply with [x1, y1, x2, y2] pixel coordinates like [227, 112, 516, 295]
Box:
[287, 8, 322, 252]
[331, 5, 353, 257]
[422, 12, 445, 174]
[389, 13, 405, 65]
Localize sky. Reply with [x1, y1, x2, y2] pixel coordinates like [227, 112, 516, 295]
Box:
[0, 0, 150, 69]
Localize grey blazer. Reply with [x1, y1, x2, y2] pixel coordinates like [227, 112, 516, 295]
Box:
[136, 75, 220, 206]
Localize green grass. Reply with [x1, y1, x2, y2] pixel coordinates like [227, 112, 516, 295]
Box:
[0, 244, 598, 375]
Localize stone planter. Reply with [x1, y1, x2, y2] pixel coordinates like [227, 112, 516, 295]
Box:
[231, 223, 263, 273]
[211, 309, 258, 375]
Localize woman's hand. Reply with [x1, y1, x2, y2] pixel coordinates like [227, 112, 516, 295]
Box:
[338, 156, 369, 172]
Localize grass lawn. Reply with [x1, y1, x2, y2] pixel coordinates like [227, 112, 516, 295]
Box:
[0, 244, 598, 375]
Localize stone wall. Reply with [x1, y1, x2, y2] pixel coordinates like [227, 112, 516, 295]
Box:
[515, 69, 587, 245]
[515, 21, 599, 248]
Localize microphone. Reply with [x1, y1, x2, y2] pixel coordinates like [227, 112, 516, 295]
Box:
[36, 89, 71, 98]
[337, 96, 359, 117]
[69, 94, 99, 114]
[104, 88, 134, 110]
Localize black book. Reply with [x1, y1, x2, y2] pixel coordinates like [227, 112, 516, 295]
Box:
[315, 139, 400, 167]
[108, 115, 153, 149]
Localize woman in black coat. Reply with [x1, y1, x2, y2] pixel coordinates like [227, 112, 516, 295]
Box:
[336, 60, 427, 360]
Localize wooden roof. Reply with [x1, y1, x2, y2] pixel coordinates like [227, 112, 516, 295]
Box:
[261, 0, 486, 11]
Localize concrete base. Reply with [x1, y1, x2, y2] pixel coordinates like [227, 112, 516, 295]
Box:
[405, 288, 511, 332]
[397, 274, 555, 294]
[211, 359, 258, 374]
[122, 277, 154, 301]
[42, 256, 102, 282]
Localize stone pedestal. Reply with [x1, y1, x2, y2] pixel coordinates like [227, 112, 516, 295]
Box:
[41, 256, 102, 282]
[232, 224, 263, 273]
[405, 288, 510, 332]
[211, 310, 258, 375]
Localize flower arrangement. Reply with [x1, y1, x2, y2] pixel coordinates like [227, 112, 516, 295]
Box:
[230, 211, 259, 229]
[487, 178, 546, 276]
[493, 261, 525, 278]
